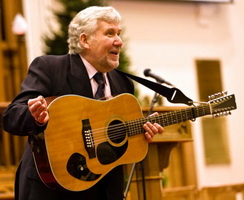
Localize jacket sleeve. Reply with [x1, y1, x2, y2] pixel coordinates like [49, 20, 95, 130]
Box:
[2, 56, 53, 136]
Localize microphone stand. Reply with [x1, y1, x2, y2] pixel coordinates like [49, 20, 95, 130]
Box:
[124, 81, 161, 200]
[148, 92, 160, 116]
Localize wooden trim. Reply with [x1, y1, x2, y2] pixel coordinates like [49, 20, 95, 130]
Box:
[0, 40, 4, 101]
[0, 102, 9, 112]
[0, 167, 15, 200]
[200, 184, 244, 200]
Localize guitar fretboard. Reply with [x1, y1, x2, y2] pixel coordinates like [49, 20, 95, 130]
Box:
[126, 104, 211, 137]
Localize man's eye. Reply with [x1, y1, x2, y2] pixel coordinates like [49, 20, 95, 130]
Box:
[107, 31, 114, 36]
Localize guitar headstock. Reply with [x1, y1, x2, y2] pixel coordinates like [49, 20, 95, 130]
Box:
[208, 91, 237, 118]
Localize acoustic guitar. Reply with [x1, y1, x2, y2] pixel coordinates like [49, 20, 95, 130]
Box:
[30, 92, 236, 191]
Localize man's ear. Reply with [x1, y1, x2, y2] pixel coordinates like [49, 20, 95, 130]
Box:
[80, 33, 90, 49]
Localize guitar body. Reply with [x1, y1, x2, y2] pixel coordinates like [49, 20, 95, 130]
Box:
[32, 94, 148, 191]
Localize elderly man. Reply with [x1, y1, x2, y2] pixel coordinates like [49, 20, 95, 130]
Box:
[3, 6, 163, 200]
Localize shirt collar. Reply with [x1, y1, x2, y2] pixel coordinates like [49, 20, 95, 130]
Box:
[80, 55, 97, 79]
[80, 55, 107, 84]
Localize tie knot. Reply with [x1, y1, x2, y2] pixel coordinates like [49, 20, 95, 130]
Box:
[93, 72, 105, 85]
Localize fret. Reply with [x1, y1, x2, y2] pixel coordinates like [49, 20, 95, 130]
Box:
[196, 106, 200, 117]
[201, 106, 205, 116]
[203, 104, 211, 116]
[182, 108, 189, 121]
[194, 105, 210, 118]
[191, 107, 197, 119]
[172, 111, 178, 124]
[171, 112, 176, 125]
[178, 110, 183, 123]
[127, 118, 144, 137]
[167, 112, 174, 126]
[161, 114, 168, 127]
[184, 108, 193, 121]
[202, 105, 206, 116]
[200, 105, 206, 116]
[197, 105, 203, 117]
[196, 106, 202, 117]
[170, 112, 175, 125]
[178, 110, 184, 123]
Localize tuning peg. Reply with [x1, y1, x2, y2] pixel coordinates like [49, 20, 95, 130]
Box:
[208, 93, 219, 100]
[208, 94, 215, 100]
[222, 91, 228, 96]
[217, 92, 222, 98]
[208, 91, 228, 101]
[225, 111, 231, 116]
[212, 110, 232, 119]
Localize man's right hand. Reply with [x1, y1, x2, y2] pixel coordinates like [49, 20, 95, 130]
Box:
[28, 96, 49, 125]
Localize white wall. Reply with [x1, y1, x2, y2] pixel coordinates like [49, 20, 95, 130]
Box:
[22, 0, 60, 64]
[22, 0, 244, 189]
[110, 0, 244, 189]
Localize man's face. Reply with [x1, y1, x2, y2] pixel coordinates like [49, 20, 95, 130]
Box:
[85, 21, 123, 73]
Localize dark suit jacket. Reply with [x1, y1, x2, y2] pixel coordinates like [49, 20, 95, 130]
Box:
[2, 54, 134, 200]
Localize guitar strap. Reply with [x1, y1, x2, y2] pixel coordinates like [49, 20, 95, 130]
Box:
[116, 69, 193, 106]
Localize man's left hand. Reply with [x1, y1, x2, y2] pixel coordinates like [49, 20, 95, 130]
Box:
[143, 112, 164, 143]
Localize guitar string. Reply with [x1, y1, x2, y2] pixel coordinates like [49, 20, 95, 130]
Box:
[91, 111, 188, 143]
[90, 105, 210, 144]
[91, 98, 233, 144]
[92, 114, 174, 144]
[91, 105, 209, 143]
[91, 104, 204, 139]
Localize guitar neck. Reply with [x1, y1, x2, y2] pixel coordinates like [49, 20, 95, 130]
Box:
[126, 104, 210, 137]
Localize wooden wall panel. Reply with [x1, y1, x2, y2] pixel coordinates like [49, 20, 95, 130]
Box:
[0, 0, 27, 102]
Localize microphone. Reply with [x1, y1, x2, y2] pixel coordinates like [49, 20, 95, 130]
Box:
[144, 69, 173, 86]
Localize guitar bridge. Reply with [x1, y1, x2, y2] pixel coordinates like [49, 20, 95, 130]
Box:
[82, 119, 96, 158]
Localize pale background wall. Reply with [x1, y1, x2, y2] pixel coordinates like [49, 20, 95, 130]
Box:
[22, 0, 244, 189]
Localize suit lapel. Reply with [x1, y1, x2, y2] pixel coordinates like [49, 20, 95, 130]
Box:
[67, 54, 93, 98]
[107, 70, 123, 96]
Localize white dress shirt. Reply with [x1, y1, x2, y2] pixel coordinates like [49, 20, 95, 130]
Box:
[80, 56, 112, 99]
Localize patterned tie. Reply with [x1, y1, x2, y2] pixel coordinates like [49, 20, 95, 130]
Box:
[93, 72, 105, 99]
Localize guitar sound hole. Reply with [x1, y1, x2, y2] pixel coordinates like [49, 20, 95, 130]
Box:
[107, 120, 126, 144]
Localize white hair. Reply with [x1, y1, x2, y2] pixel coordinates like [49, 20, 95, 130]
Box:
[68, 6, 121, 54]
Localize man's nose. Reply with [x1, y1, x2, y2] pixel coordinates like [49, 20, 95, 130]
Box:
[114, 35, 123, 47]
